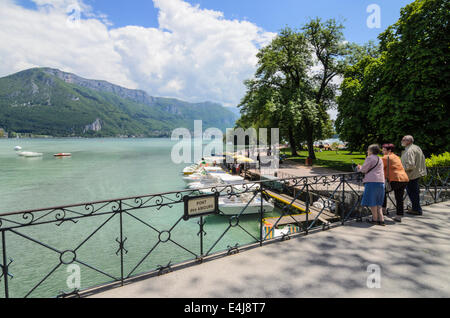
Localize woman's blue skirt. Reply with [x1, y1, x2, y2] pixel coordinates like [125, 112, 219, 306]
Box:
[361, 182, 385, 207]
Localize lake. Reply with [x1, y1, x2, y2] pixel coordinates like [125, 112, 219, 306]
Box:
[0, 138, 189, 213]
[0, 138, 269, 297]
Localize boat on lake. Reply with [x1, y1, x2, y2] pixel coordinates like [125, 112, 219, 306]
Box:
[182, 164, 273, 215]
[219, 192, 274, 215]
[17, 151, 43, 157]
[183, 163, 200, 175]
[182, 168, 220, 184]
[53, 153, 72, 157]
[182, 157, 225, 175]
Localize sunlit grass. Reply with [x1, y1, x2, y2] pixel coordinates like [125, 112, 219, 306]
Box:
[281, 148, 366, 172]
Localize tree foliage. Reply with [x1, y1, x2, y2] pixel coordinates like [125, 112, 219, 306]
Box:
[238, 19, 346, 159]
[337, 0, 450, 156]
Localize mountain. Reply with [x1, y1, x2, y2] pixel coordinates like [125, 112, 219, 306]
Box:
[0, 68, 239, 137]
[226, 106, 242, 118]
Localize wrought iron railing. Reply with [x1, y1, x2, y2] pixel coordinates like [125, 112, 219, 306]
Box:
[0, 167, 448, 298]
[385, 166, 449, 214]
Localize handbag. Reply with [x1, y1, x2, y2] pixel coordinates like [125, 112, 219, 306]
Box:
[385, 155, 392, 192]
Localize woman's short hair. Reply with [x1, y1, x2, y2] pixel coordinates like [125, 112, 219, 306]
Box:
[368, 144, 381, 155]
[382, 143, 395, 152]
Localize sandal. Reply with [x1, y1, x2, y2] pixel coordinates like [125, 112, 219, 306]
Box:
[377, 221, 386, 226]
[366, 219, 377, 225]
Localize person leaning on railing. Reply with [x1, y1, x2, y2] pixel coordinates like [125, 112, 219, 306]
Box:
[401, 135, 427, 215]
[381, 144, 409, 222]
[357, 144, 386, 226]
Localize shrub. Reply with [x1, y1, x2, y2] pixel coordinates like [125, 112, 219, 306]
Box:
[426, 152, 450, 168]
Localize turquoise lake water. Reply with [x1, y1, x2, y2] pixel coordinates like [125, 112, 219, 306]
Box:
[0, 138, 188, 212]
[0, 138, 270, 298]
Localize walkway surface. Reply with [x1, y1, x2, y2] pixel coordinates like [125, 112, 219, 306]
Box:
[90, 201, 450, 298]
[248, 160, 343, 179]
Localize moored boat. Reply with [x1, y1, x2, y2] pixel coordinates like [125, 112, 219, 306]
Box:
[219, 193, 274, 215]
[182, 170, 219, 184]
[17, 151, 43, 157]
[181, 159, 273, 216]
[54, 153, 72, 157]
[183, 164, 199, 175]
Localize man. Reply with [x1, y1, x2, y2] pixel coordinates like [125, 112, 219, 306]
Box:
[401, 135, 427, 215]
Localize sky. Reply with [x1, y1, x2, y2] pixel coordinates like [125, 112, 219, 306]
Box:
[1, 0, 414, 117]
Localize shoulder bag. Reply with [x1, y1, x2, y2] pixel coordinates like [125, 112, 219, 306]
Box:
[385, 155, 392, 192]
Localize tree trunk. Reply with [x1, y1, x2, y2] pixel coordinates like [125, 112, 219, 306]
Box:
[288, 126, 298, 156]
[306, 123, 316, 160]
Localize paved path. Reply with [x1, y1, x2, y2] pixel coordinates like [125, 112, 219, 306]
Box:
[277, 160, 344, 177]
[90, 201, 450, 298]
[246, 160, 345, 181]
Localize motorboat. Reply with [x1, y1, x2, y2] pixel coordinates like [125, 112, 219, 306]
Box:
[181, 161, 273, 215]
[54, 153, 72, 157]
[189, 169, 259, 191]
[219, 192, 274, 215]
[182, 169, 220, 184]
[203, 166, 226, 173]
[209, 173, 246, 185]
[182, 157, 224, 175]
[17, 151, 43, 157]
[14, 146, 22, 151]
[261, 222, 301, 239]
[188, 181, 258, 194]
[183, 164, 199, 175]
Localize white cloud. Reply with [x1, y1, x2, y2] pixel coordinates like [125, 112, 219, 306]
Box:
[0, 0, 276, 106]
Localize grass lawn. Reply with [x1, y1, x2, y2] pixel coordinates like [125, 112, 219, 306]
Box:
[281, 148, 367, 172]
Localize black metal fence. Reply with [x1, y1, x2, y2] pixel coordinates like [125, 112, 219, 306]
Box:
[0, 167, 448, 298]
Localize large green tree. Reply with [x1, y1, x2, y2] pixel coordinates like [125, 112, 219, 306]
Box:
[337, 0, 450, 156]
[238, 27, 313, 156]
[336, 46, 382, 152]
[238, 20, 346, 159]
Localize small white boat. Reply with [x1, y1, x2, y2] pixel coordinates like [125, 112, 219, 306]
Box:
[14, 146, 22, 151]
[210, 173, 245, 185]
[219, 193, 274, 215]
[183, 164, 199, 175]
[189, 181, 258, 194]
[203, 166, 226, 173]
[182, 171, 219, 184]
[17, 151, 43, 157]
[53, 153, 72, 157]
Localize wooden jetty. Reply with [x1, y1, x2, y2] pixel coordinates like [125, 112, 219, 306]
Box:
[262, 190, 340, 226]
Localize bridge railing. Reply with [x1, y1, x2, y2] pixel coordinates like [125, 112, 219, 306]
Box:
[385, 166, 449, 214]
[0, 167, 447, 298]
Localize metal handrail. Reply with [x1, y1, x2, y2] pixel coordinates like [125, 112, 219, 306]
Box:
[0, 167, 447, 298]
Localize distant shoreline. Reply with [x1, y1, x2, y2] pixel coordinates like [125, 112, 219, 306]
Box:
[0, 136, 172, 140]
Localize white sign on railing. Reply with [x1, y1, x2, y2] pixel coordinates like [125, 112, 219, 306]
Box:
[183, 193, 219, 220]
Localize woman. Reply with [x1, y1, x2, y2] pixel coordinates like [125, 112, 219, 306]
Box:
[357, 144, 386, 226]
[381, 144, 409, 222]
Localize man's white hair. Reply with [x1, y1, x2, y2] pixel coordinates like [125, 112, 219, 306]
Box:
[403, 135, 414, 143]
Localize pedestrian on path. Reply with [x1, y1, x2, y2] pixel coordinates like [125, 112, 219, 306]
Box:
[401, 135, 427, 215]
[357, 144, 386, 226]
[381, 144, 409, 222]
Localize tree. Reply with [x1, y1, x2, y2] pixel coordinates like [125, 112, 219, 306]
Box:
[337, 0, 450, 156]
[302, 18, 349, 159]
[371, 0, 450, 156]
[336, 54, 383, 152]
[238, 27, 313, 156]
[238, 20, 347, 159]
